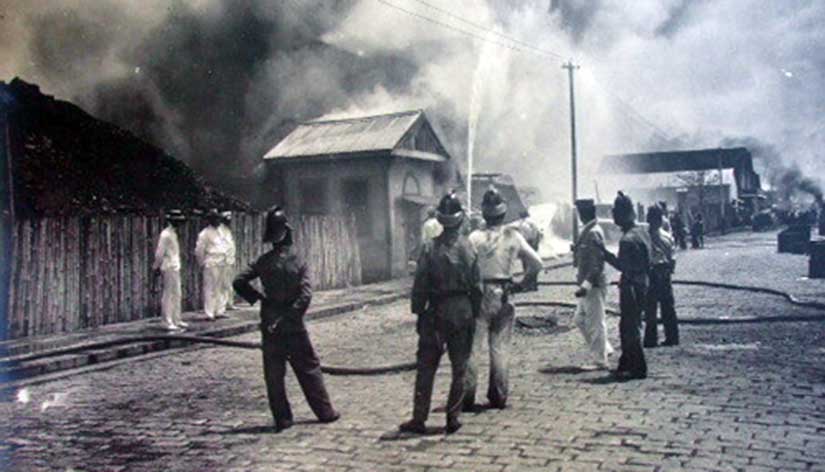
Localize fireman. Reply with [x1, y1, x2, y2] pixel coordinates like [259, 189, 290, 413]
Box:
[233, 206, 339, 432]
[602, 192, 651, 380]
[400, 193, 482, 435]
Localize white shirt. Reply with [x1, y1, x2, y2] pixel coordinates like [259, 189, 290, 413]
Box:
[195, 226, 232, 268]
[153, 226, 181, 272]
[218, 224, 236, 265]
[421, 217, 443, 242]
[469, 225, 541, 279]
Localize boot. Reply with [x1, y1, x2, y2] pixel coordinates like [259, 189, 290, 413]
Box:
[399, 419, 427, 434]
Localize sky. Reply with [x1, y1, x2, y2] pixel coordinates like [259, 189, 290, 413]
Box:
[1, 0, 823, 201]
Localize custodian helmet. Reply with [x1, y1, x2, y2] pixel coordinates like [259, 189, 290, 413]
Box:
[481, 186, 507, 220]
[263, 205, 293, 245]
[436, 192, 465, 228]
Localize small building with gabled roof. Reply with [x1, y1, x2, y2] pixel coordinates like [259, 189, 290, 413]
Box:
[262, 110, 457, 282]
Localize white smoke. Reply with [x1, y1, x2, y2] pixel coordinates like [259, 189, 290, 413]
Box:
[1, 0, 823, 200]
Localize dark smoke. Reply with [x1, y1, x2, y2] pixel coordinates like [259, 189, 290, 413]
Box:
[720, 136, 823, 203]
[22, 0, 418, 190]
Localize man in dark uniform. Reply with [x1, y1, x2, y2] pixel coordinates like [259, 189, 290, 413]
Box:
[644, 205, 679, 347]
[233, 206, 339, 432]
[400, 193, 483, 435]
[602, 192, 651, 380]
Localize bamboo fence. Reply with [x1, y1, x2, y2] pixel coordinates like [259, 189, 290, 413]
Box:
[5, 213, 362, 339]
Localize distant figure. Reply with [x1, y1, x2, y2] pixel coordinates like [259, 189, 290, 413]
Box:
[196, 209, 230, 320]
[218, 211, 237, 312]
[400, 193, 482, 435]
[465, 188, 542, 411]
[233, 206, 340, 433]
[671, 211, 687, 250]
[644, 205, 679, 348]
[421, 207, 443, 242]
[602, 192, 650, 381]
[658, 201, 672, 234]
[691, 213, 704, 249]
[513, 209, 543, 291]
[572, 199, 613, 369]
[152, 210, 188, 331]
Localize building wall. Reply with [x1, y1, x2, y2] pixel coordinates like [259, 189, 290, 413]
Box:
[274, 157, 391, 283]
[387, 158, 443, 277]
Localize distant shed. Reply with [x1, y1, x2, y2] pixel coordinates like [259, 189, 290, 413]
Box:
[262, 110, 456, 282]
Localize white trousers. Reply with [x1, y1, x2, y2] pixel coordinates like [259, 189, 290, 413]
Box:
[219, 264, 235, 310]
[573, 285, 613, 365]
[202, 266, 222, 318]
[161, 269, 183, 328]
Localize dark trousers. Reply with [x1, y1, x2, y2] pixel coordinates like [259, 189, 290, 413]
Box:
[617, 282, 647, 376]
[412, 297, 474, 424]
[519, 240, 541, 291]
[261, 328, 337, 423]
[644, 265, 679, 346]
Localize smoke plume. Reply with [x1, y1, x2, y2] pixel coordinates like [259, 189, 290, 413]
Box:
[2, 0, 824, 202]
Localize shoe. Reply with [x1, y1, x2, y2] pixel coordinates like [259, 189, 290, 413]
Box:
[446, 418, 462, 434]
[662, 339, 679, 346]
[165, 324, 183, 332]
[177, 321, 189, 328]
[399, 420, 427, 434]
[275, 419, 293, 432]
[643, 340, 658, 348]
[462, 402, 481, 413]
[319, 412, 340, 423]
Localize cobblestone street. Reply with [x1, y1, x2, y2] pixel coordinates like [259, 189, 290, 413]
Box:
[1, 230, 824, 471]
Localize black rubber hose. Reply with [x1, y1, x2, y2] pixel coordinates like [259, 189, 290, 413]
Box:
[7, 269, 822, 372]
[1, 335, 417, 376]
[537, 280, 825, 311]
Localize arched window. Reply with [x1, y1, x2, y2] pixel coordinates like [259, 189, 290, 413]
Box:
[403, 173, 421, 195]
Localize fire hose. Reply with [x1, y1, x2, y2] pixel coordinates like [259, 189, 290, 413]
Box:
[5, 274, 825, 376]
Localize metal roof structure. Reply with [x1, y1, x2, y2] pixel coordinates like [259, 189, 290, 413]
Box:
[263, 110, 450, 162]
[599, 147, 761, 194]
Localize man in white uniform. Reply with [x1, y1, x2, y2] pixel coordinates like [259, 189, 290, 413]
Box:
[572, 199, 613, 369]
[153, 209, 188, 331]
[464, 187, 543, 411]
[218, 211, 237, 312]
[196, 209, 230, 320]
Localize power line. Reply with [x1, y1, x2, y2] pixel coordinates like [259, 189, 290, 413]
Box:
[375, 0, 562, 59]
[590, 76, 673, 141]
[405, 0, 566, 59]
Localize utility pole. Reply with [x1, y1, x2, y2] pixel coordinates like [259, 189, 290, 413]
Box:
[563, 60, 580, 243]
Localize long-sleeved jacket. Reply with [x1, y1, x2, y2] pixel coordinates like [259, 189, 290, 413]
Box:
[217, 224, 236, 266]
[604, 225, 651, 287]
[649, 227, 675, 267]
[153, 227, 181, 272]
[573, 220, 606, 289]
[411, 231, 483, 316]
[233, 246, 311, 333]
[195, 226, 232, 268]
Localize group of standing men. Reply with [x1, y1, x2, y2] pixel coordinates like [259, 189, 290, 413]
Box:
[152, 209, 237, 331]
[400, 188, 543, 434]
[572, 193, 679, 381]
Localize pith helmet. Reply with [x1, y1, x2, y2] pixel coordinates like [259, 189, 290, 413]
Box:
[165, 209, 186, 222]
[481, 186, 507, 219]
[647, 204, 663, 224]
[436, 192, 465, 228]
[263, 205, 293, 245]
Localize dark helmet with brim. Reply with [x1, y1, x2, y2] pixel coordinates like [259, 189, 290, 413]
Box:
[263, 205, 293, 245]
[436, 192, 465, 228]
[481, 186, 507, 220]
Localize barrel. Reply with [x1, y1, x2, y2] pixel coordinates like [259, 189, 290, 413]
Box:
[810, 239, 825, 279]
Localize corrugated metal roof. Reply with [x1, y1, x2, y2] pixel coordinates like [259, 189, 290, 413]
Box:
[264, 110, 424, 160]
